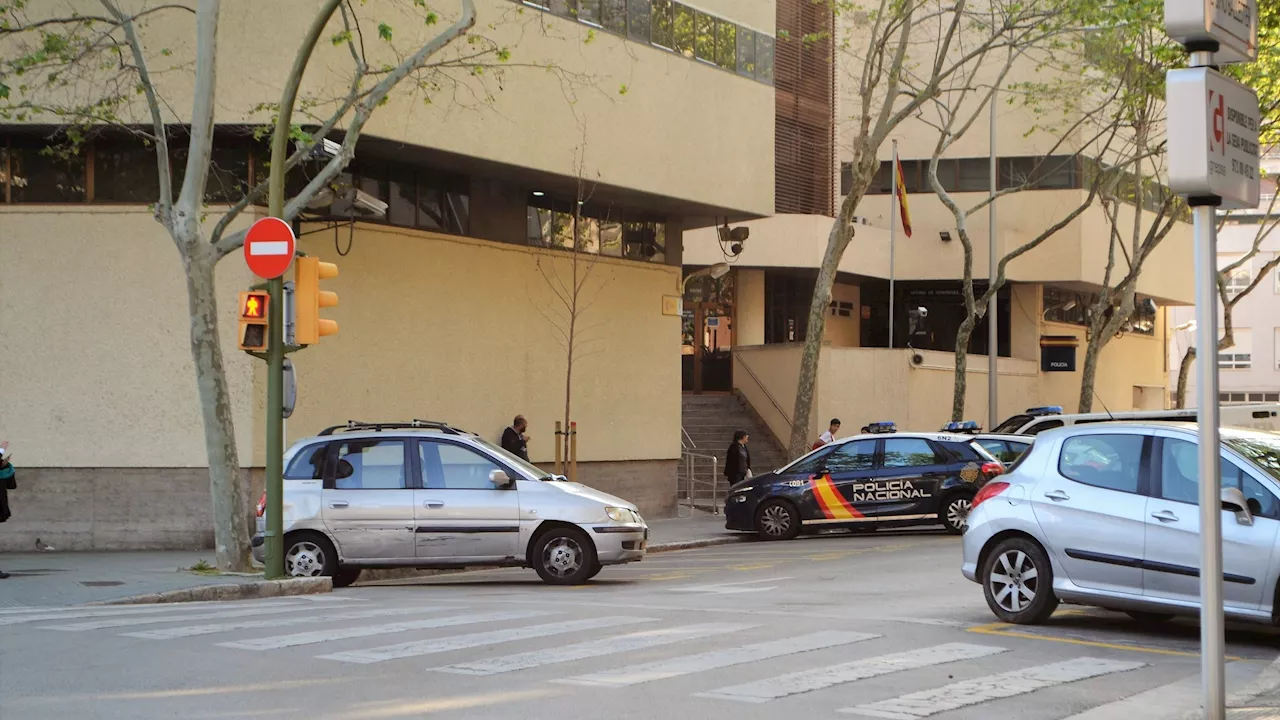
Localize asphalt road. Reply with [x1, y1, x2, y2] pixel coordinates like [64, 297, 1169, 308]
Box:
[4, 531, 1279, 720]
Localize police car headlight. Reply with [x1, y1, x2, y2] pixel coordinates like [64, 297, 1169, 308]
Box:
[734, 486, 754, 494]
[606, 507, 637, 522]
[732, 495, 750, 503]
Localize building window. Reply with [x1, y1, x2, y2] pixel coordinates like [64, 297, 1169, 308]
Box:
[526, 194, 665, 262]
[1219, 328, 1252, 369]
[6, 137, 87, 203]
[515, 0, 774, 85]
[94, 138, 161, 203]
[1221, 254, 1252, 298]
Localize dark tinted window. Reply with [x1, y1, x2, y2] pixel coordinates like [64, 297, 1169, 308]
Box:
[627, 0, 650, 40]
[1027, 420, 1064, 435]
[285, 444, 328, 479]
[824, 440, 877, 473]
[977, 440, 1008, 462]
[1058, 435, 1144, 493]
[95, 139, 160, 203]
[9, 141, 86, 203]
[883, 438, 941, 468]
[334, 439, 407, 490]
[992, 414, 1032, 434]
[787, 445, 839, 476]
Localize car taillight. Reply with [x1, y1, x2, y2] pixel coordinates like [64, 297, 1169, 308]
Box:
[971, 481, 1010, 510]
[981, 461, 1004, 478]
[256, 493, 266, 518]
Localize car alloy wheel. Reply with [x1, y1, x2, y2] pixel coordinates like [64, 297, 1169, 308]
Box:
[989, 549, 1039, 613]
[760, 504, 792, 537]
[542, 536, 584, 580]
[945, 497, 972, 533]
[286, 541, 326, 578]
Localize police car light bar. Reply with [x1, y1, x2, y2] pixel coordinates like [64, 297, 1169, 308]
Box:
[865, 421, 897, 434]
[1026, 406, 1064, 417]
[941, 420, 981, 434]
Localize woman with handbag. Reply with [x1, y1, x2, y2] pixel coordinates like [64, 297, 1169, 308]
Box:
[0, 441, 13, 579]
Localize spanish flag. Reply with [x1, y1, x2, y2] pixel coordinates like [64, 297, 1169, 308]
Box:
[894, 152, 913, 238]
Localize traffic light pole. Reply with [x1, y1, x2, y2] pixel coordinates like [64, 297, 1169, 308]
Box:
[264, 273, 286, 581]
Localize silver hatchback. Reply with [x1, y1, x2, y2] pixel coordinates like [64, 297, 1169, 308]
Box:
[252, 421, 648, 586]
[963, 422, 1280, 625]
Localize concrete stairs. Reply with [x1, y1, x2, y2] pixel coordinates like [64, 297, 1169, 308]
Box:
[679, 395, 791, 512]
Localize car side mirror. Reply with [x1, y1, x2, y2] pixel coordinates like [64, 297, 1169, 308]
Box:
[1221, 487, 1254, 526]
[489, 469, 514, 488]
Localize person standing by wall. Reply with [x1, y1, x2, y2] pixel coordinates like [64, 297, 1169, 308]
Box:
[0, 442, 14, 579]
[813, 418, 841, 450]
[723, 430, 751, 487]
[501, 415, 530, 461]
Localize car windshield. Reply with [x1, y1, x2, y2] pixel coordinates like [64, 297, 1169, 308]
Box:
[471, 437, 550, 480]
[1226, 434, 1280, 485]
[992, 414, 1032, 434]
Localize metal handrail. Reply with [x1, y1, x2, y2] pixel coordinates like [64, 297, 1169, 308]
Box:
[732, 352, 794, 430]
[677, 450, 719, 517]
[681, 426, 696, 449]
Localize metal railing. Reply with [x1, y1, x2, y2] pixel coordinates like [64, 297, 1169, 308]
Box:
[681, 426, 696, 450]
[677, 450, 719, 518]
[732, 352, 794, 431]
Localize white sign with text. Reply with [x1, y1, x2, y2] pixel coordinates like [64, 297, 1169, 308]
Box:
[1165, 0, 1258, 63]
[1167, 67, 1261, 210]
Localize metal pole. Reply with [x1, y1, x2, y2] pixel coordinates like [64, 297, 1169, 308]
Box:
[889, 139, 898, 350]
[264, 275, 285, 580]
[1190, 48, 1225, 720]
[988, 90, 999, 428]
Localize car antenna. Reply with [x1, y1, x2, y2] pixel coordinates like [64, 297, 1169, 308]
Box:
[1093, 390, 1116, 421]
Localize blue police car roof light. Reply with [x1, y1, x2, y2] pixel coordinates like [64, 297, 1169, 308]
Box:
[941, 420, 981, 433]
[865, 421, 897, 434]
[1026, 405, 1064, 416]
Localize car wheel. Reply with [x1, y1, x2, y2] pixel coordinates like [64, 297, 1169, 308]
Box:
[333, 567, 362, 588]
[533, 527, 597, 585]
[755, 499, 800, 541]
[584, 561, 602, 581]
[284, 532, 337, 580]
[982, 537, 1059, 624]
[1125, 610, 1175, 624]
[940, 493, 974, 535]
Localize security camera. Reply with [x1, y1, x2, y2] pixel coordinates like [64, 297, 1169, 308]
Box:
[911, 352, 924, 366]
[718, 225, 750, 257]
[306, 137, 343, 160]
[908, 306, 927, 319]
[729, 226, 750, 242]
[344, 188, 388, 218]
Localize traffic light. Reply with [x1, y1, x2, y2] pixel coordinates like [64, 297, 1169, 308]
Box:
[237, 291, 270, 352]
[294, 256, 339, 346]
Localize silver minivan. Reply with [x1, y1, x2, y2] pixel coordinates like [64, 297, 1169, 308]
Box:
[252, 421, 648, 586]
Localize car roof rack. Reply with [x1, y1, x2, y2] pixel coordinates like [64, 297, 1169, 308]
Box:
[318, 419, 470, 436]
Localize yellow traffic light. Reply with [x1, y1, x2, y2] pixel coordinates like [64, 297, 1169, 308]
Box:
[294, 256, 339, 346]
[238, 291, 270, 352]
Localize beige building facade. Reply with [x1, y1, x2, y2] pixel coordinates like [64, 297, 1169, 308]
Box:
[0, 0, 778, 550]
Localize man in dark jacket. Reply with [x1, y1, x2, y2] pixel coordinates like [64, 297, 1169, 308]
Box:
[501, 415, 530, 461]
[723, 430, 751, 487]
[0, 442, 13, 579]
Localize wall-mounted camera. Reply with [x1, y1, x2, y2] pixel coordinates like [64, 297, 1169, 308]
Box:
[718, 224, 750, 257]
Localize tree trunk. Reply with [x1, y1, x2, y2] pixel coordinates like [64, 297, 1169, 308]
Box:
[1076, 334, 1106, 414]
[1174, 347, 1196, 409]
[951, 315, 978, 421]
[185, 246, 252, 572]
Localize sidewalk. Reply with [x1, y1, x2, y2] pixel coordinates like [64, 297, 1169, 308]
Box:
[0, 510, 746, 607]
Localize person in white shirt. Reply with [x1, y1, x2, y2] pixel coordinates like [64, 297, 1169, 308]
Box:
[814, 419, 841, 450]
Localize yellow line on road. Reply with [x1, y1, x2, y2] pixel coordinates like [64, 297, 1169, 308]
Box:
[730, 563, 777, 571]
[966, 622, 1257, 662]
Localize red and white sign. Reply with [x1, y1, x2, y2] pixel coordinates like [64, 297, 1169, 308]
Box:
[243, 217, 297, 280]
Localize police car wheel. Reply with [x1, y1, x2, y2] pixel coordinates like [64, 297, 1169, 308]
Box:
[940, 493, 974, 535]
[982, 537, 1059, 624]
[755, 500, 800, 541]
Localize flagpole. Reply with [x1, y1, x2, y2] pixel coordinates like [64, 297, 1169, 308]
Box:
[889, 139, 898, 350]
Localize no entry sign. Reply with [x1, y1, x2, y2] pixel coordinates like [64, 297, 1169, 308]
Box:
[243, 217, 297, 280]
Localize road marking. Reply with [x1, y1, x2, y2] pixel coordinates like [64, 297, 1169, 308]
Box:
[966, 622, 1253, 660]
[1059, 661, 1264, 719]
[642, 573, 695, 581]
[555, 630, 879, 688]
[121, 606, 440, 639]
[669, 577, 793, 594]
[730, 563, 777, 571]
[697, 643, 1008, 703]
[39, 604, 329, 631]
[319, 616, 655, 664]
[431, 622, 755, 676]
[838, 657, 1146, 718]
[218, 609, 552, 651]
[0, 597, 351, 625]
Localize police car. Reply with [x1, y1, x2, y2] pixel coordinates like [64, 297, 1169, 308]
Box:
[724, 422, 1006, 540]
[934, 420, 1033, 465]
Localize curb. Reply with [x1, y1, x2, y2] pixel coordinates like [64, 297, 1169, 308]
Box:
[647, 534, 752, 553]
[85, 577, 332, 606]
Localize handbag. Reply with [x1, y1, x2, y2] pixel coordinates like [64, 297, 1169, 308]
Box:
[1, 464, 15, 490]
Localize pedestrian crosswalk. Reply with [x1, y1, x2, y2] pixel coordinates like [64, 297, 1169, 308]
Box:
[1, 597, 1228, 718]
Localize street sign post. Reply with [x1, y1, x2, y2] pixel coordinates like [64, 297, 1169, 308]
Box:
[1164, 1, 1260, 716]
[1164, 0, 1258, 63]
[243, 217, 297, 280]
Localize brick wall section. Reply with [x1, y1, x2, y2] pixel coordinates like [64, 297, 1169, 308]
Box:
[0, 462, 674, 552]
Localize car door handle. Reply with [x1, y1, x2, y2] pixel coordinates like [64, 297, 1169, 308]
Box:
[328, 501, 349, 509]
[1151, 510, 1180, 523]
[1043, 490, 1070, 502]
[423, 501, 445, 509]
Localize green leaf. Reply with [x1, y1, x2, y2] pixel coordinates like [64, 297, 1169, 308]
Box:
[425, 12, 438, 25]
[378, 22, 393, 41]
[331, 29, 353, 45]
[618, 83, 628, 95]
[0, 82, 8, 99]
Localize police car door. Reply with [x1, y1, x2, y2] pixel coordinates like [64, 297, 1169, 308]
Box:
[869, 437, 947, 521]
[808, 439, 879, 526]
